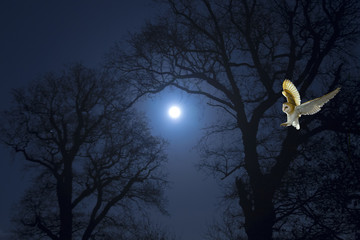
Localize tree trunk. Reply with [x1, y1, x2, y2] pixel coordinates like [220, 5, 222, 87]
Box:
[236, 177, 275, 240]
[244, 198, 275, 240]
[58, 158, 73, 240]
[238, 129, 276, 240]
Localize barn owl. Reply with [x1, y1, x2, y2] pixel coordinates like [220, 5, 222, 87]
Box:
[281, 79, 340, 130]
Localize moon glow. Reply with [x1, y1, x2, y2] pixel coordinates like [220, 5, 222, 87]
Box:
[168, 106, 181, 119]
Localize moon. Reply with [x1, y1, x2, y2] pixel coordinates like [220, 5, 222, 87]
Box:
[168, 106, 181, 119]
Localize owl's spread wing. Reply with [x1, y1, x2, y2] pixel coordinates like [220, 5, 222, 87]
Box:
[282, 79, 301, 106]
[296, 87, 340, 115]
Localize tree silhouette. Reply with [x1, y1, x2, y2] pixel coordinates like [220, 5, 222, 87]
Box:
[1, 64, 169, 240]
[108, 0, 360, 239]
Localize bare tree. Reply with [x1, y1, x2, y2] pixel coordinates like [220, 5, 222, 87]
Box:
[108, 0, 360, 239]
[1, 64, 169, 240]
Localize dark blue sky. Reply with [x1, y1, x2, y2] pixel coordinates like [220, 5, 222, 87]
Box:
[0, 1, 221, 239]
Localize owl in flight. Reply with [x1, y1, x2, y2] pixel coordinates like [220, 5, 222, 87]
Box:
[281, 79, 340, 130]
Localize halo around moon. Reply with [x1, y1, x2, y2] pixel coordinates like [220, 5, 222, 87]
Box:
[168, 106, 181, 119]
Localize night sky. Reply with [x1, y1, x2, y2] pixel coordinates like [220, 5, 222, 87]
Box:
[0, 1, 221, 239]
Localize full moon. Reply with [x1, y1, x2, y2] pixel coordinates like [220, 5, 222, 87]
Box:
[168, 106, 181, 119]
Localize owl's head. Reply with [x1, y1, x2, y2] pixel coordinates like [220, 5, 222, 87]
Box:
[282, 102, 294, 113]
